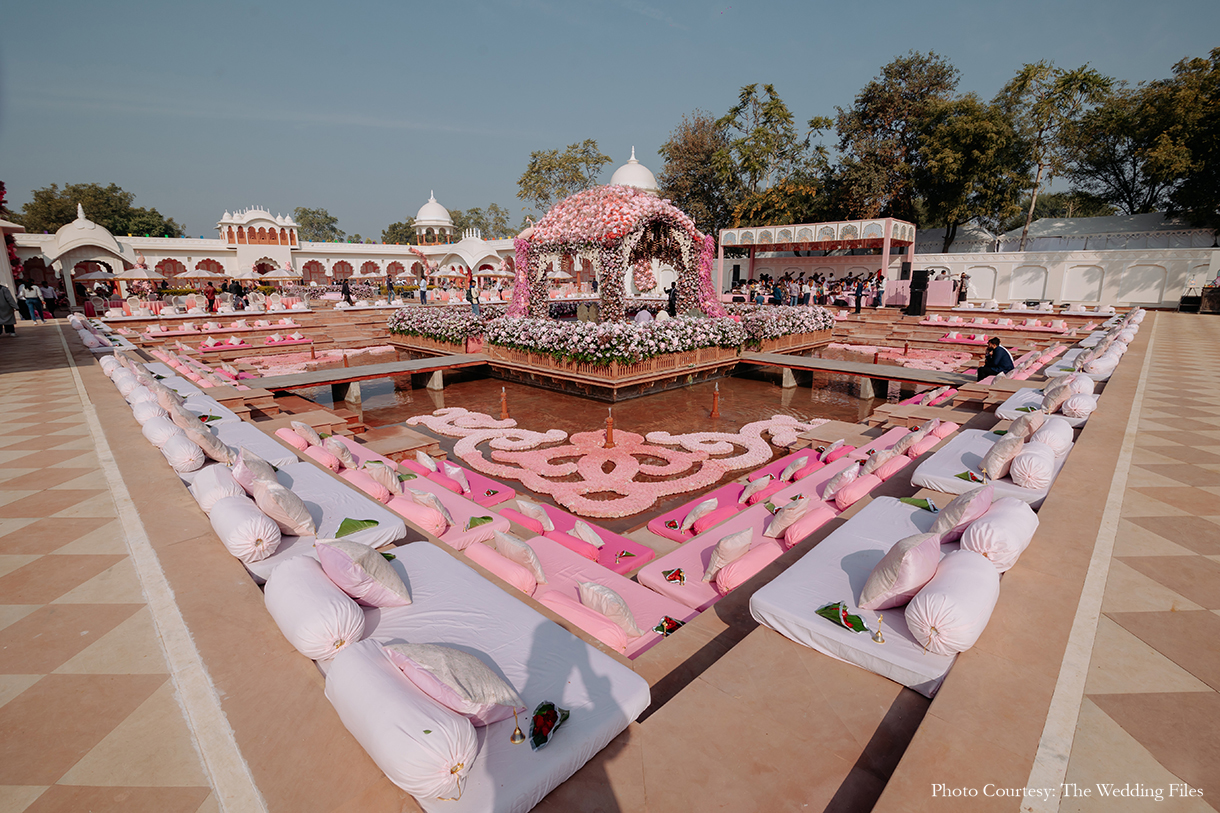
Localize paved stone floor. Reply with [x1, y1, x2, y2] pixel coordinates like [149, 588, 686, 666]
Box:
[0, 312, 1217, 812]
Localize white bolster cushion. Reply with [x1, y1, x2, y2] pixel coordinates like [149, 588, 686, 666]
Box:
[142, 416, 183, 448]
[125, 386, 156, 406]
[188, 464, 246, 514]
[1008, 441, 1057, 490]
[1030, 416, 1073, 457]
[324, 639, 477, 800]
[160, 433, 205, 473]
[264, 556, 365, 661]
[131, 399, 168, 426]
[959, 497, 1040, 572]
[113, 373, 140, 395]
[905, 550, 1001, 656]
[208, 494, 282, 563]
[1060, 394, 1097, 419]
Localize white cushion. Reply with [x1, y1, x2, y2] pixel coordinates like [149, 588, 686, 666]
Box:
[515, 498, 553, 532]
[414, 450, 438, 473]
[823, 463, 861, 501]
[1061, 394, 1097, 419]
[491, 531, 547, 584]
[142, 416, 183, 449]
[252, 479, 317, 536]
[264, 556, 365, 660]
[1030, 416, 1073, 457]
[681, 497, 718, 532]
[570, 520, 606, 548]
[779, 456, 809, 482]
[578, 582, 646, 638]
[131, 399, 168, 426]
[290, 420, 323, 447]
[160, 433, 205, 473]
[904, 550, 1000, 656]
[125, 386, 155, 406]
[703, 527, 753, 582]
[960, 497, 1039, 572]
[1009, 441, 1057, 490]
[208, 494, 282, 563]
[188, 464, 245, 514]
[442, 462, 470, 493]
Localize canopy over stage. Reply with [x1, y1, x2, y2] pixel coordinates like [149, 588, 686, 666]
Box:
[717, 218, 917, 288]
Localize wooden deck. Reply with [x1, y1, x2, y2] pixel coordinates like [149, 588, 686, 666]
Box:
[740, 352, 973, 387]
[254, 353, 489, 391]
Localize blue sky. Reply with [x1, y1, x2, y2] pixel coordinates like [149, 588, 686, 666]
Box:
[1, 0, 1216, 238]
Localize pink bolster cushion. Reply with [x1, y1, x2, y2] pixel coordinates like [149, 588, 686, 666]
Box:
[781, 502, 837, 549]
[500, 507, 544, 536]
[398, 459, 432, 477]
[932, 421, 959, 439]
[427, 471, 465, 494]
[340, 469, 392, 504]
[274, 427, 309, 451]
[713, 542, 784, 595]
[464, 543, 537, 596]
[834, 473, 882, 510]
[791, 458, 826, 480]
[536, 592, 628, 654]
[873, 454, 912, 481]
[905, 435, 941, 459]
[544, 530, 600, 561]
[823, 445, 856, 464]
[745, 480, 786, 506]
[690, 503, 745, 536]
[386, 496, 447, 537]
[304, 444, 342, 473]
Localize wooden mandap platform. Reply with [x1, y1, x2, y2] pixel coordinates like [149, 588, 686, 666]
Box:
[389, 330, 833, 401]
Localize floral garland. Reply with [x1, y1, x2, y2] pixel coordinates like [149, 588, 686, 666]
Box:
[724, 303, 835, 343]
[387, 305, 506, 343]
[484, 315, 746, 366]
[632, 258, 656, 293]
[696, 235, 727, 317]
[406, 408, 827, 517]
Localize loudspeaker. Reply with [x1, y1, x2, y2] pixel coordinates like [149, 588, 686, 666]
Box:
[906, 289, 928, 317]
[911, 268, 930, 291]
[900, 262, 912, 281]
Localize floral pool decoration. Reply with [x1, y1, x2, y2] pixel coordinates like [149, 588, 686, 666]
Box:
[406, 408, 826, 517]
[484, 316, 746, 366]
[510, 185, 727, 322]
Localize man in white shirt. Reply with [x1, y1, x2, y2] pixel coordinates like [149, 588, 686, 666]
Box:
[16, 281, 45, 323]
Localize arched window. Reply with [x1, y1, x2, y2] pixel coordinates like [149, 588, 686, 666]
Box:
[290, 229, 297, 246]
[331, 261, 354, 280]
[195, 258, 226, 276]
[360, 261, 380, 277]
[226, 227, 235, 244]
[237, 227, 246, 244]
[280, 228, 288, 245]
[302, 260, 326, 284]
[156, 258, 187, 278]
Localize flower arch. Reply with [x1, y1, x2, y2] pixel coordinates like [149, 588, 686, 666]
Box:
[508, 185, 726, 322]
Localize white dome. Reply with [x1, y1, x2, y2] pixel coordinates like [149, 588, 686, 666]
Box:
[609, 147, 658, 194]
[48, 204, 127, 263]
[415, 191, 454, 228]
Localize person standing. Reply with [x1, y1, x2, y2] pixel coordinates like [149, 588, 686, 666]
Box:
[340, 278, 353, 305]
[203, 282, 217, 313]
[40, 282, 57, 317]
[666, 283, 678, 317]
[17, 280, 44, 323]
[957, 272, 970, 304]
[0, 283, 19, 336]
[854, 276, 865, 314]
[467, 280, 480, 316]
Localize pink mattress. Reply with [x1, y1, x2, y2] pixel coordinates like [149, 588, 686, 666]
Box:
[263, 337, 312, 346]
[396, 458, 515, 508]
[647, 481, 748, 544]
[201, 341, 250, 352]
[526, 535, 697, 659]
[938, 335, 989, 345]
[499, 503, 655, 574]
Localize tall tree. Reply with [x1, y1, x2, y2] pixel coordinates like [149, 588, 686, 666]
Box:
[834, 51, 960, 220]
[16, 182, 184, 236]
[996, 61, 1113, 248]
[451, 204, 515, 238]
[715, 84, 815, 196]
[657, 110, 743, 236]
[293, 207, 345, 242]
[516, 140, 611, 214]
[381, 218, 416, 244]
[916, 94, 1030, 250]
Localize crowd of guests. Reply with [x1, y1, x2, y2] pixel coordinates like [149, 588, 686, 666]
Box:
[730, 271, 887, 311]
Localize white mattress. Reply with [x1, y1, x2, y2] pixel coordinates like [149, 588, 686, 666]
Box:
[242, 462, 410, 583]
[909, 429, 1068, 508]
[156, 374, 206, 399]
[995, 388, 1088, 427]
[1044, 348, 1114, 381]
[212, 421, 299, 469]
[750, 497, 956, 697]
[183, 396, 243, 426]
[328, 541, 651, 813]
[144, 361, 176, 377]
[1079, 330, 1110, 348]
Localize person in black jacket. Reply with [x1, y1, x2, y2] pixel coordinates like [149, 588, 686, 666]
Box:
[341, 278, 353, 305]
[977, 337, 1015, 380]
[666, 284, 677, 317]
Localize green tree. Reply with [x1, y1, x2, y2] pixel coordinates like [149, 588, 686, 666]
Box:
[657, 110, 744, 237]
[916, 94, 1031, 250]
[731, 182, 822, 229]
[517, 140, 612, 214]
[293, 207, 345, 242]
[995, 62, 1113, 248]
[834, 51, 961, 220]
[16, 182, 184, 236]
[451, 203, 515, 238]
[381, 219, 416, 244]
[715, 84, 820, 196]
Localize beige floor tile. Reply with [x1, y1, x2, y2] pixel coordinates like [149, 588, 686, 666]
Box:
[0, 677, 41, 712]
[49, 493, 116, 519]
[0, 785, 47, 813]
[0, 473, 37, 487]
[1114, 520, 1200, 557]
[53, 607, 168, 676]
[1063, 699, 1217, 813]
[51, 521, 127, 556]
[192, 793, 219, 813]
[0, 493, 37, 510]
[1085, 616, 1213, 694]
[0, 557, 40, 580]
[1127, 466, 1193, 489]
[48, 471, 108, 491]
[56, 681, 208, 788]
[0, 453, 39, 467]
[51, 558, 144, 605]
[1120, 490, 1192, 518]
[0, 606, 38, 635]
[1101, 560, 1205, 613]
[49, 454, 98, 470]
[1133, 447, 1191, 467]
[0, 520, 36, 540]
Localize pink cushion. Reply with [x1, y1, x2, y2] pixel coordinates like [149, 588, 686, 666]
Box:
[464, 542, 537, 596]
[791, 458, 826, 480]
[744, 480, 786, 506]
[536, 591, 628, 653]
[386, 496, 447, 537]
[834, 473, 882, 510]
[544, 530, 600, 561]
[781, 502, 837, 549]
[340, 469, 392, 504]
[873, 454, 912, 481]
[905, 435, 941, 459]
[823, 445, 856, 464]
[859, 532, 943, 610]
[500, 507, 544, 535]
[932, 421, 958, 439]
[690, 503, 744, 535]
[315, 542, 410, 608]
[713, 542, 784, 595]
[274, 427, 310, 452]
[382, 645, 520, 728]
[304, 444, 341, 473]
[427, 471, 466, 494]
[398, 459, 432, 477]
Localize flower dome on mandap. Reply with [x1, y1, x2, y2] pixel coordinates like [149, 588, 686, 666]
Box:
[509, 185, 724, 322]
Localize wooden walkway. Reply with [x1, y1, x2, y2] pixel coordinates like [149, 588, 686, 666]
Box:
[740, 352, 973, 387]
[255, 353, 489, 391]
